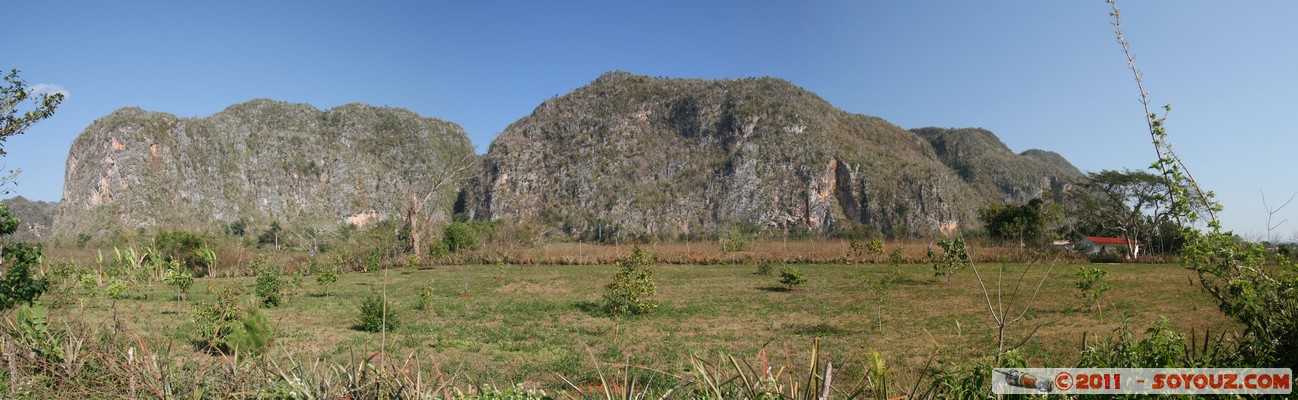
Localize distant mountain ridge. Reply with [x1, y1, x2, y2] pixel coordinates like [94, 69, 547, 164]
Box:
[44, 72, 1082, 243]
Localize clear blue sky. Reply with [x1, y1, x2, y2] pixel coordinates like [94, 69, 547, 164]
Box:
[7, 1, 1297, 239]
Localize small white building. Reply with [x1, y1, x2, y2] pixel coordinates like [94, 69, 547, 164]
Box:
[1080, 236, 1141, 257]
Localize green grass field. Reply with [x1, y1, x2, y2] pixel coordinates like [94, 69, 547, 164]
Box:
[48, 261, 1235, 392]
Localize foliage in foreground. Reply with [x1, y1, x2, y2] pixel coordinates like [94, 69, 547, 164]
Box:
[0, 203, 48, 311]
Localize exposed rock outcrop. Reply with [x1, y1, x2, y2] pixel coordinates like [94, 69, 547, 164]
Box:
[53, 99, 475, 241]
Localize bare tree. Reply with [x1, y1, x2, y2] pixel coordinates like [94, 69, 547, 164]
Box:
[399, 152, 478, 256]
[1260, 189, 1295, 244]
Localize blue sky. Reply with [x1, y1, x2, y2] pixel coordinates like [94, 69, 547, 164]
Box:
[7, 1, 1297, 239]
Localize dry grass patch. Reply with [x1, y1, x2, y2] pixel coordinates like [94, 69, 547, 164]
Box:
[36, 260, 1233, 392]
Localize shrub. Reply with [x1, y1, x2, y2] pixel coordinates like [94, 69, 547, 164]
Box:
[779, 266, 806, 291]
[153, 230, 214, 277]
[224, 308, 273, 356]
[364, 251, 381, 272]
[253, 261, 284, 307]
[440, 222, 481, 253]
[78, 273, 99, 296]
[193, 285, 244, 355]
[0, 242, 50, 311]
[417, 281, 435, 311]
[75, 233, 92, 248]
[754, 263, 774, 276]
[105, 277, 129, 300]
[602, 245, 659, 316]
[257, 221, 283, 249]
[356, 294, 400, 332]
[888, 247, 905, 265]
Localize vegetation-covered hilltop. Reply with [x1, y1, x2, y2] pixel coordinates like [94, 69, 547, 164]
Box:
[53, 99, 475, 243]
[472, 72, 1081, 240]
[44, 73, 1082, 244]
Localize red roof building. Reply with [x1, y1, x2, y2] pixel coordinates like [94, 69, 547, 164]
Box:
[1080, 236, 1142, 257]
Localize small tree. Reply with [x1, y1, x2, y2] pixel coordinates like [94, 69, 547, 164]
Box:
[720, 227, 752, 252]
[1074, 266, 1111, 311]
[162, 260, 194, 301]
[252, 260, 284, 307]
[417, 281, 435, 311]
[0, 69, 61, 312]
[978, 198, 1058, 247]
[932, 238, 970, 282]
[257, 221, 284, 250]
[315, 266, 338, 296]
[779, 266, 806, 291]
[0, 208, 48, 311]
[602, 245, 659, 316]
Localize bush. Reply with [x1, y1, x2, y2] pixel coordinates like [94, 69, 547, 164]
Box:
[754, 264, 774, 276]
[193, 286, 271, 356]
[602, 245, 659, 316]
[78, 273, 99, 296]
[364, 251, 381, 272]
[356, 294, 400, 332]
[440, 222, 481, 254]
[830, 225, 880, 241]
[417, 281, 435, 311]
[253, 260, 284, 307]
[0, 243, 49, 311]
[154, 230, 214, 277]
[848, 238, 884, 262]
[224, 308, 273, 356]
[779, 266, 806, 291]
[105, 278, 129, 300]
[888, 247, 905, 265]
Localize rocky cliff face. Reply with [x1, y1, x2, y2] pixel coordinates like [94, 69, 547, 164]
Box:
[473, 72, 1081, 239]
[53, 99, 474, 241]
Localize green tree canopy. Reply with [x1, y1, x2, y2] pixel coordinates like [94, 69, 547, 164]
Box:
[0, 69, 63, 311]
[2, 69, 64, 154]
[977, 197, 1058, 246]
[1072, 169, 1188, 256]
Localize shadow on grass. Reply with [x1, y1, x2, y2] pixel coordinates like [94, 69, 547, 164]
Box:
[893, 277, 935, 286]
[574, 300, 609, 318]
[757, 285, 791, 293]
